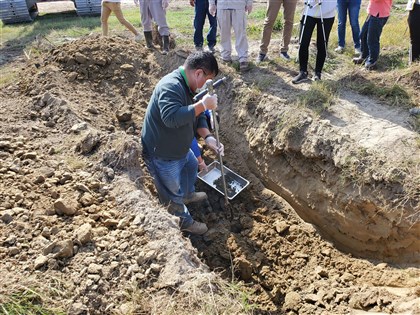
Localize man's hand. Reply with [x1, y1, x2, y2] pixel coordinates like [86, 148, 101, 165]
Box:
[205, 136, 224, 156]
[245, 4, 252, 14]
[209, 4, 216, 16]
[162, 0, 169, 10]
[202, 94, 218, 110]
[133, 0, 139, 6]
[198, 160, 208, 172]
[189, 0, 195, 7]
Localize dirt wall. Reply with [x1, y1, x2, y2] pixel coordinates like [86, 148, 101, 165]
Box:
[219, 77, 420, 264]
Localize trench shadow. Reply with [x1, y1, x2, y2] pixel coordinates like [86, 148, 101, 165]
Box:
[0, 10, 100, 67]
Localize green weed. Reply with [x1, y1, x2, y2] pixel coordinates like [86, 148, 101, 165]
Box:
[0, 288, 65, 315]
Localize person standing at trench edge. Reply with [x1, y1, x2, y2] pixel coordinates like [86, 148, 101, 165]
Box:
[141, 51, 224, 235]
[190, 0, 218, 53]
[292, 0, 336, 83]
[407, 0, 420, 63]
[135, 0, 171, 54]
[334, 0, 362, 55]
[256, 0, 299, 63]
[352, 0, 393, 70]
[101, 0, 142, 41]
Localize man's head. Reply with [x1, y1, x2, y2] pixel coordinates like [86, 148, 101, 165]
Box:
[184, 51, 219, 93]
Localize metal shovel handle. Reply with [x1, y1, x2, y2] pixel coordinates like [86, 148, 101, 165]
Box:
[205, 79, 229, 205]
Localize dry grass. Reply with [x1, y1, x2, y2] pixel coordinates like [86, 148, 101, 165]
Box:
[127, 275, 256, 315]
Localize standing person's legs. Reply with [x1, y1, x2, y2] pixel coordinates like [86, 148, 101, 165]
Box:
[101, 2, 112, 36]
[194, 0, 207, 48]
[281, 0, 298, 53]
[206, 0, 217, 49]
[232, 8, 248, 62]
[218, 9, 233, 61]
[336, 0, 347, 48]
[348, 0, 361, 49]
[259, 0, 282, 55]
[366, 15, 388, 65]
[298, 16, 316, 72]
[139, 0, 153, 32]
[408, 4, 420, 62]
[111, 2, 139, 35]
[315, 17, 335, 74]
[359, 15, 370, 59]
[149, 1, 170, 36]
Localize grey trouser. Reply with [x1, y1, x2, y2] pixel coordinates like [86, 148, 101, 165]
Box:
[139, 0, 169, 36]
[217, 8, 249, 62]
[259, 0, 298, 54]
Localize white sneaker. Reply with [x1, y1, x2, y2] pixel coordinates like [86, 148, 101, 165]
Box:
[354, 47, 362, 55]
[134, 34, 142, 42]
[334, 46, 344, 53]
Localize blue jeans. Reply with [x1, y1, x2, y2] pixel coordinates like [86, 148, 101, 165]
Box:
[143, 148, 198, 228]
[193, 0, 217, 48]
[337, 0, 361, 49]
[360, 14, 388, 65]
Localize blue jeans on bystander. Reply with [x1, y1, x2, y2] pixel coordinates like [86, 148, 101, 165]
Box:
[193, 0, 217, 49]
[360, 14, 389, 65]
[143, 148, 198, 228]
[337, 0, 361, 49]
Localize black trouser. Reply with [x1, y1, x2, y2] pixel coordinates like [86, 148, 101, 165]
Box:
[298, 16, 335, 73]
[408, 3, 420, 62]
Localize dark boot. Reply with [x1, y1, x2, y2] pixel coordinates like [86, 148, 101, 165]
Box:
[162, 35, 169, 55]
[144, 31, 154, 49]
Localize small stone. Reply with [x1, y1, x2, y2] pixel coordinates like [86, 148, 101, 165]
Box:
[69, 302, 89, 315]
[116, 109, 132, 122]
[79, 193, 95, 207]
[75, 223, 92, 245]
[88, 263, 102, 274]
[54, 199, 77, 216]
[33, 175, 45, 184]
[34, 255, 49, 269]
[23, 152, 37, 160]
[9, 247, 19, 256]
[274, 220, 290, 234]
[43, 240, 74, 258]
[120, 64, 134, 71]
[103, 219, 118, 228]
[1, 211, 13, 224]
[71, 122, 88, 133]
[283, 291, 301, 311]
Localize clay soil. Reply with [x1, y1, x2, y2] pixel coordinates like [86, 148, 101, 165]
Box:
[1, 12, 419, 315]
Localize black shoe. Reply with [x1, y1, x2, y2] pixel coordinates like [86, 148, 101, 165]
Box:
[365, 61, 377, 70]
[208, 45, 216, 53]
[256, 53, 266, 64]
[352, 57, 365, 65]
[313, 72, 321, 81]
[292, 71, 309, 84]
[162, 35, 170, 55]
[144, 31, 155, 49]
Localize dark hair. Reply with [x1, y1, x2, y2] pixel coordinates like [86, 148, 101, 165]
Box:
[184, 51, 219, 77]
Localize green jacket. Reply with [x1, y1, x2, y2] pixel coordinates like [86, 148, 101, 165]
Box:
[141, 69, 208, 160]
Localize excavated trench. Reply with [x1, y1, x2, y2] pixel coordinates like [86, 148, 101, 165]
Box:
[5, 35, 418, 313]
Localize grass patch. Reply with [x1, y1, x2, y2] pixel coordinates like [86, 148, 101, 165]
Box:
[298, 80, 338, 114]
[0, 288, 65, 315]
[342, 73, 413, 107]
